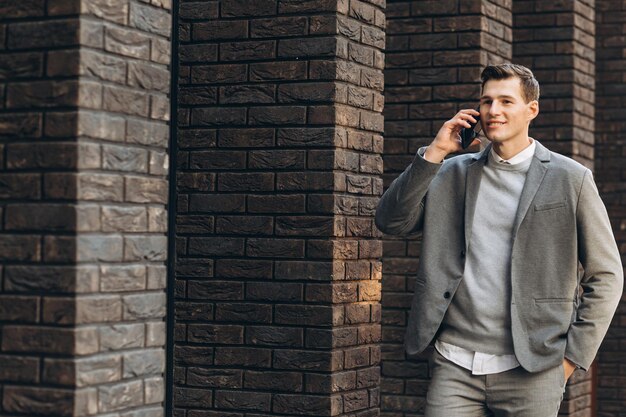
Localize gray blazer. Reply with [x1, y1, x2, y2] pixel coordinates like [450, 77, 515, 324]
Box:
[375, 141, 623, 372]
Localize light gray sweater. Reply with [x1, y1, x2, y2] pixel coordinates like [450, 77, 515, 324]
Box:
[438, 151, 532, 355]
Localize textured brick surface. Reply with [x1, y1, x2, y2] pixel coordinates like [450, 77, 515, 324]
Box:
[2, 1, 625, 416]
[514, 0, 595, 169]
[595, 1, 626, 416]
[0, 0, 171, 416]
[381, 1, 512, 415]
[173, 0, 384, 415]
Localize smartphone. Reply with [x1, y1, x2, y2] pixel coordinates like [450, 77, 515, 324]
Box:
[460, 106, 481, 149]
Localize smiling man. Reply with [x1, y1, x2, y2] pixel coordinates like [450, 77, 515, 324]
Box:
[375, 64, 623, 416]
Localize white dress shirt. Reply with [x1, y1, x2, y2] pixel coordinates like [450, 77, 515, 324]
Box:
[435, 138, 536, 375]
[489, 138, 536, 165]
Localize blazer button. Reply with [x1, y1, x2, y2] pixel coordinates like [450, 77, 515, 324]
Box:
[444, 291, 451, 299]
[460, 250, 466, 257]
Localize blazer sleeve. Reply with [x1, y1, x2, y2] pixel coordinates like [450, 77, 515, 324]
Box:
[565, 169, 624, 371]
[374, 147, 442, 236]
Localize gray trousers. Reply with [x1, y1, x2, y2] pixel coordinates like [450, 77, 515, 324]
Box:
[426, 349, 567, 417]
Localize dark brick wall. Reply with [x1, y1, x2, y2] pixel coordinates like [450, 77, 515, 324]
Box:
[595, 1, 626, 415]
[0, 1, 624, 416]
[173, 0, 385, 415]
[513, 1, 596, 415]
[380, 1, 512, 416]
[514, 0, 595, 169]
[0, 1, 171, 416]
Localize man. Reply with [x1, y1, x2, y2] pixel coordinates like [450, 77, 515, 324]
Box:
[375, 63, 623, 416]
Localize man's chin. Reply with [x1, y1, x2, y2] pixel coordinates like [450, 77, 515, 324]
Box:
[483, 134, 508, 143]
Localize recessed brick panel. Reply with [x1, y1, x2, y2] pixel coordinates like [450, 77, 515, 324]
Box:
[514, 0, 595, 169]
[595, 1, 626, 416]
[381, 1, 512, 416]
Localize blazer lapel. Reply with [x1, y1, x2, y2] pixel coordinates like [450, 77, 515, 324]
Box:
[512, 141, 551, 236]
[464, 145, 490, 251]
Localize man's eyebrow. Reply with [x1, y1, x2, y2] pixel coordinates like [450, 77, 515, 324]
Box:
[480, 95, 517, 100]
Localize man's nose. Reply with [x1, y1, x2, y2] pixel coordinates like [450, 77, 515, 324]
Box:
[488, 102, 501, 116]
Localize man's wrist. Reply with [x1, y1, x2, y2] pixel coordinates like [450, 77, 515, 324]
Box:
[564, 357, 579, 369]
[563, 357, 578, 381]
[423, 145, 448, 164]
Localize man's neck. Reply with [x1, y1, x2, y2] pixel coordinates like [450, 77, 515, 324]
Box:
[492, 136, 533, 160]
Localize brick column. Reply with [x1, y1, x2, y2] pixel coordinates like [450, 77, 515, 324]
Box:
[514, 0, 595, 168]
[173, 1, 384, 416]
[0, 1, 171, 416]
[594, 1, 626, 415]
[380, 1, 512, 416]
[513, 1, 597, 416]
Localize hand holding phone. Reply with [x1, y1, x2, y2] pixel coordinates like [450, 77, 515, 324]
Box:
[424, 107, 481, 163]
[460, 105, 481, 149]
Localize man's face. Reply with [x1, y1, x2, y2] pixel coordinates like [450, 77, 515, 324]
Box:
[479, 77, 538, 145]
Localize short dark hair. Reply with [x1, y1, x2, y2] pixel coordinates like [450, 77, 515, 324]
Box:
[480, 63, 540, 103]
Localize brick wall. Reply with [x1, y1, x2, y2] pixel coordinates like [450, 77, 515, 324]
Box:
[514, 0, 595, 169]
[172, 0, 385, 415]
[380, 1, 512, 416]
[595, 1, 626, 415]
[0, 1, 171, 416]
[513, 1, 597, 415]
[1, 1, 624, 417]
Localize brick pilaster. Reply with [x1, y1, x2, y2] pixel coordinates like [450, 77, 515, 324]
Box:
[172, 0, 384, 416]
[514, 0, 596, 169]
[0, 1, 171, 416]
[513, 1, 596, 415]
[595, 1, 626, 415]
[381, 1, 512, 416]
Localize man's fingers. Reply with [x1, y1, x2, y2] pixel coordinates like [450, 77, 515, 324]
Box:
[457, 112, 478, 124]
[447, 110, 479, 129]
[437, 109, 481, 151]
[453, 116, 474, 128]
[459, 108, 480, 117]
[460, 107, 480, 114]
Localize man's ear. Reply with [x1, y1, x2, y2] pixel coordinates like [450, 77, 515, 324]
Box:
[527, 100, 539, 121]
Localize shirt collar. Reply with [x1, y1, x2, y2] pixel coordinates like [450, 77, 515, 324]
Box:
[490, 139, 536, 165]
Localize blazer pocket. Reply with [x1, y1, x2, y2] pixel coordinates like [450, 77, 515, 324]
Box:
[534, 201, 566, 211]
[534, 297, 573, 303]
